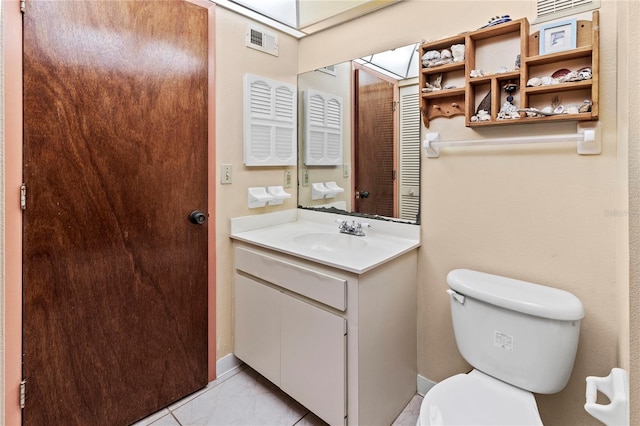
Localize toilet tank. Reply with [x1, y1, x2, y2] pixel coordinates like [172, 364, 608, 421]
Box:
[446, 269, 584, 394]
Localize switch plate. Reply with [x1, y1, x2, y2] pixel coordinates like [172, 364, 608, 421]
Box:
[284, 170, 292, 188]
[221, 164, 232, 184]
[302, 169, 309, 187]
[342, 163, 349, 178]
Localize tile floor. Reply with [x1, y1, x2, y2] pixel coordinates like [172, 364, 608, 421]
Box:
[134, 364, 423, 426]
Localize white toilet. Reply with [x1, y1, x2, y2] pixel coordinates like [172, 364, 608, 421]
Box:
[418, 269, 585, 425]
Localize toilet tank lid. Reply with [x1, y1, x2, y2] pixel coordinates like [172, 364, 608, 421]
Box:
[447, 269, 585, 321]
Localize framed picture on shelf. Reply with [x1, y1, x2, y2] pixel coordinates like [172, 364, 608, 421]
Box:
[539, 18, 577, 55]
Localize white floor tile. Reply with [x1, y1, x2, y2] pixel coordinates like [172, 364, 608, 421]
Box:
[168, 364, 248, 412]
[150, 413, 181, 426]
[137, 364, 421, 426]
[294, 411, 329, 426]
[171, 367, 308, 425]
[132, 408, 171, 426]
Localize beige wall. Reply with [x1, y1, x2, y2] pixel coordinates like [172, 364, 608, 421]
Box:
[214, 7, 299, 359]
[624, 0, 640, 423]
[299, 1, 629, 425]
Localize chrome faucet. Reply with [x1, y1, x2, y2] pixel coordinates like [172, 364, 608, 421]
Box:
[336, 219, 370, 237]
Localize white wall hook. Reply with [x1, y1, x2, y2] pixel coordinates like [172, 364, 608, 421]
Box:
[248, 187, 274, 208]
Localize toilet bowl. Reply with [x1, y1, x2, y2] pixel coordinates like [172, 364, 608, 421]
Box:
[417, 269, 584, 426]
[417, 370, 542, 426]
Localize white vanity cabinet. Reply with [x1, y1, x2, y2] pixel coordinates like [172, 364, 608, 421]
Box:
[233, 243, 417, 426]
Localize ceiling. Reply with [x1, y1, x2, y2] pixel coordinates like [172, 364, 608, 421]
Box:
[216, 0, 403, 37]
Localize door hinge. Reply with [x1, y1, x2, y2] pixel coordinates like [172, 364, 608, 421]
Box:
[20, 380, 26, 409]
[20, 0, 26, 14]
[20, 184, 27, 210]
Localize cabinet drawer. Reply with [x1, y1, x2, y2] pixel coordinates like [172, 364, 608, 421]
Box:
[235, 247, 347, 311]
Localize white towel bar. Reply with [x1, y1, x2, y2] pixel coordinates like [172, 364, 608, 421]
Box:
[424, 122, 601, 158]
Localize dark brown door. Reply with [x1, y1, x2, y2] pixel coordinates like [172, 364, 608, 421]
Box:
[22, 1, 209, 424]
[354, 66, 397, 217]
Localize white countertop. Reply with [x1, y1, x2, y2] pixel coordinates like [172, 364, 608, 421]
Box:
[230, 209, 420, 274]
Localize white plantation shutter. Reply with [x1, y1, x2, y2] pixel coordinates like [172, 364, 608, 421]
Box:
[304, 89, 343, 166]
[399, 84, 420, 222]
[244, 74, 296, 166]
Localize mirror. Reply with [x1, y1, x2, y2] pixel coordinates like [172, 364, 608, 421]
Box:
[297, 43, 421, 224]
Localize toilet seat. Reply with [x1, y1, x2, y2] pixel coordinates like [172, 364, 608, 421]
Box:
[418, 370, 543, 426]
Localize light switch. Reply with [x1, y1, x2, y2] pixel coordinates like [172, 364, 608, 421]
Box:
[221, 164, 232, 184]
[284, 170, 292, 188]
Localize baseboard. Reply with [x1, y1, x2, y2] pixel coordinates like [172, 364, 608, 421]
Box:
[417, 374, 436, 396]
[216, 353, 244, 379]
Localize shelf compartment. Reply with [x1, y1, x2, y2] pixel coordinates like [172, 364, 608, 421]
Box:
[422, 61, 465, 75]
[468, 112, 595, 128]
[468, 70, 520, 85]
[518, 113, 597, 123]
[524, 46, 594, 66]
[528, 18, 595, 57]
[523, 80, 593, 95]
[470, 19, 529, 41]
[422, 93, 465, 123]
[421, 87, 465, 99]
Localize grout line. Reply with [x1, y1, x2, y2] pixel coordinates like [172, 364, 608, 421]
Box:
[168, 411, 182, 426]
[291, 410, 311, 426]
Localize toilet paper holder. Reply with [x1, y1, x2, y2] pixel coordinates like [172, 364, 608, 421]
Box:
[584, 368, 629, 426]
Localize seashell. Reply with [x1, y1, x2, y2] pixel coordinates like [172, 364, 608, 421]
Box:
[440, 49, 452, 59]
[566, 106, 579, 114]
[496, 66, 508, 74]
[526, 77, 542, 87]
[451, 44, 465, 62]
[541, 106, 553, 114]
[553, 105, 564, 114]
[578, 100, 593, 113]
[559, 71, 580, 82]
[552, 68, 571, 79]
[578, 67, 592, 80]
[470, 69, 485, 78]
[540, 76, 554, 86]
[423, 50, 441, 61]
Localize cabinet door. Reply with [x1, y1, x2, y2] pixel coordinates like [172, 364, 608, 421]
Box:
[234, 274, 281, 386]
[281, 295, 346, 426]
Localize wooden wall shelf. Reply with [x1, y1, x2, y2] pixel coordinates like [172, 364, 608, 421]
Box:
[418, 11, 599, 128]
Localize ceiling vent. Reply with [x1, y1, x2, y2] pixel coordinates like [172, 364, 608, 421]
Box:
[317, 65, 337, 76]
[536, 0, 600, 22]
[246, 24, 279, 56]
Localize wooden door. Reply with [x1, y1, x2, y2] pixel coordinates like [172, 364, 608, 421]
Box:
[22, 1, 209, 424]
[354, 66, 397, 217]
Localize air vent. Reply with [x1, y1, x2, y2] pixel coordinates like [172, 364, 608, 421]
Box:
[317, 65, 337, 76]
[536, 0, 599, 22]
[246, 24, 279, 56]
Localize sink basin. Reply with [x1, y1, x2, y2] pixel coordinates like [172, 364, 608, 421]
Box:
[293, 232, 367, 252]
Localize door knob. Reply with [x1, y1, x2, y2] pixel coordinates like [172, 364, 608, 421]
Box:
[189, 210, 207, 225]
